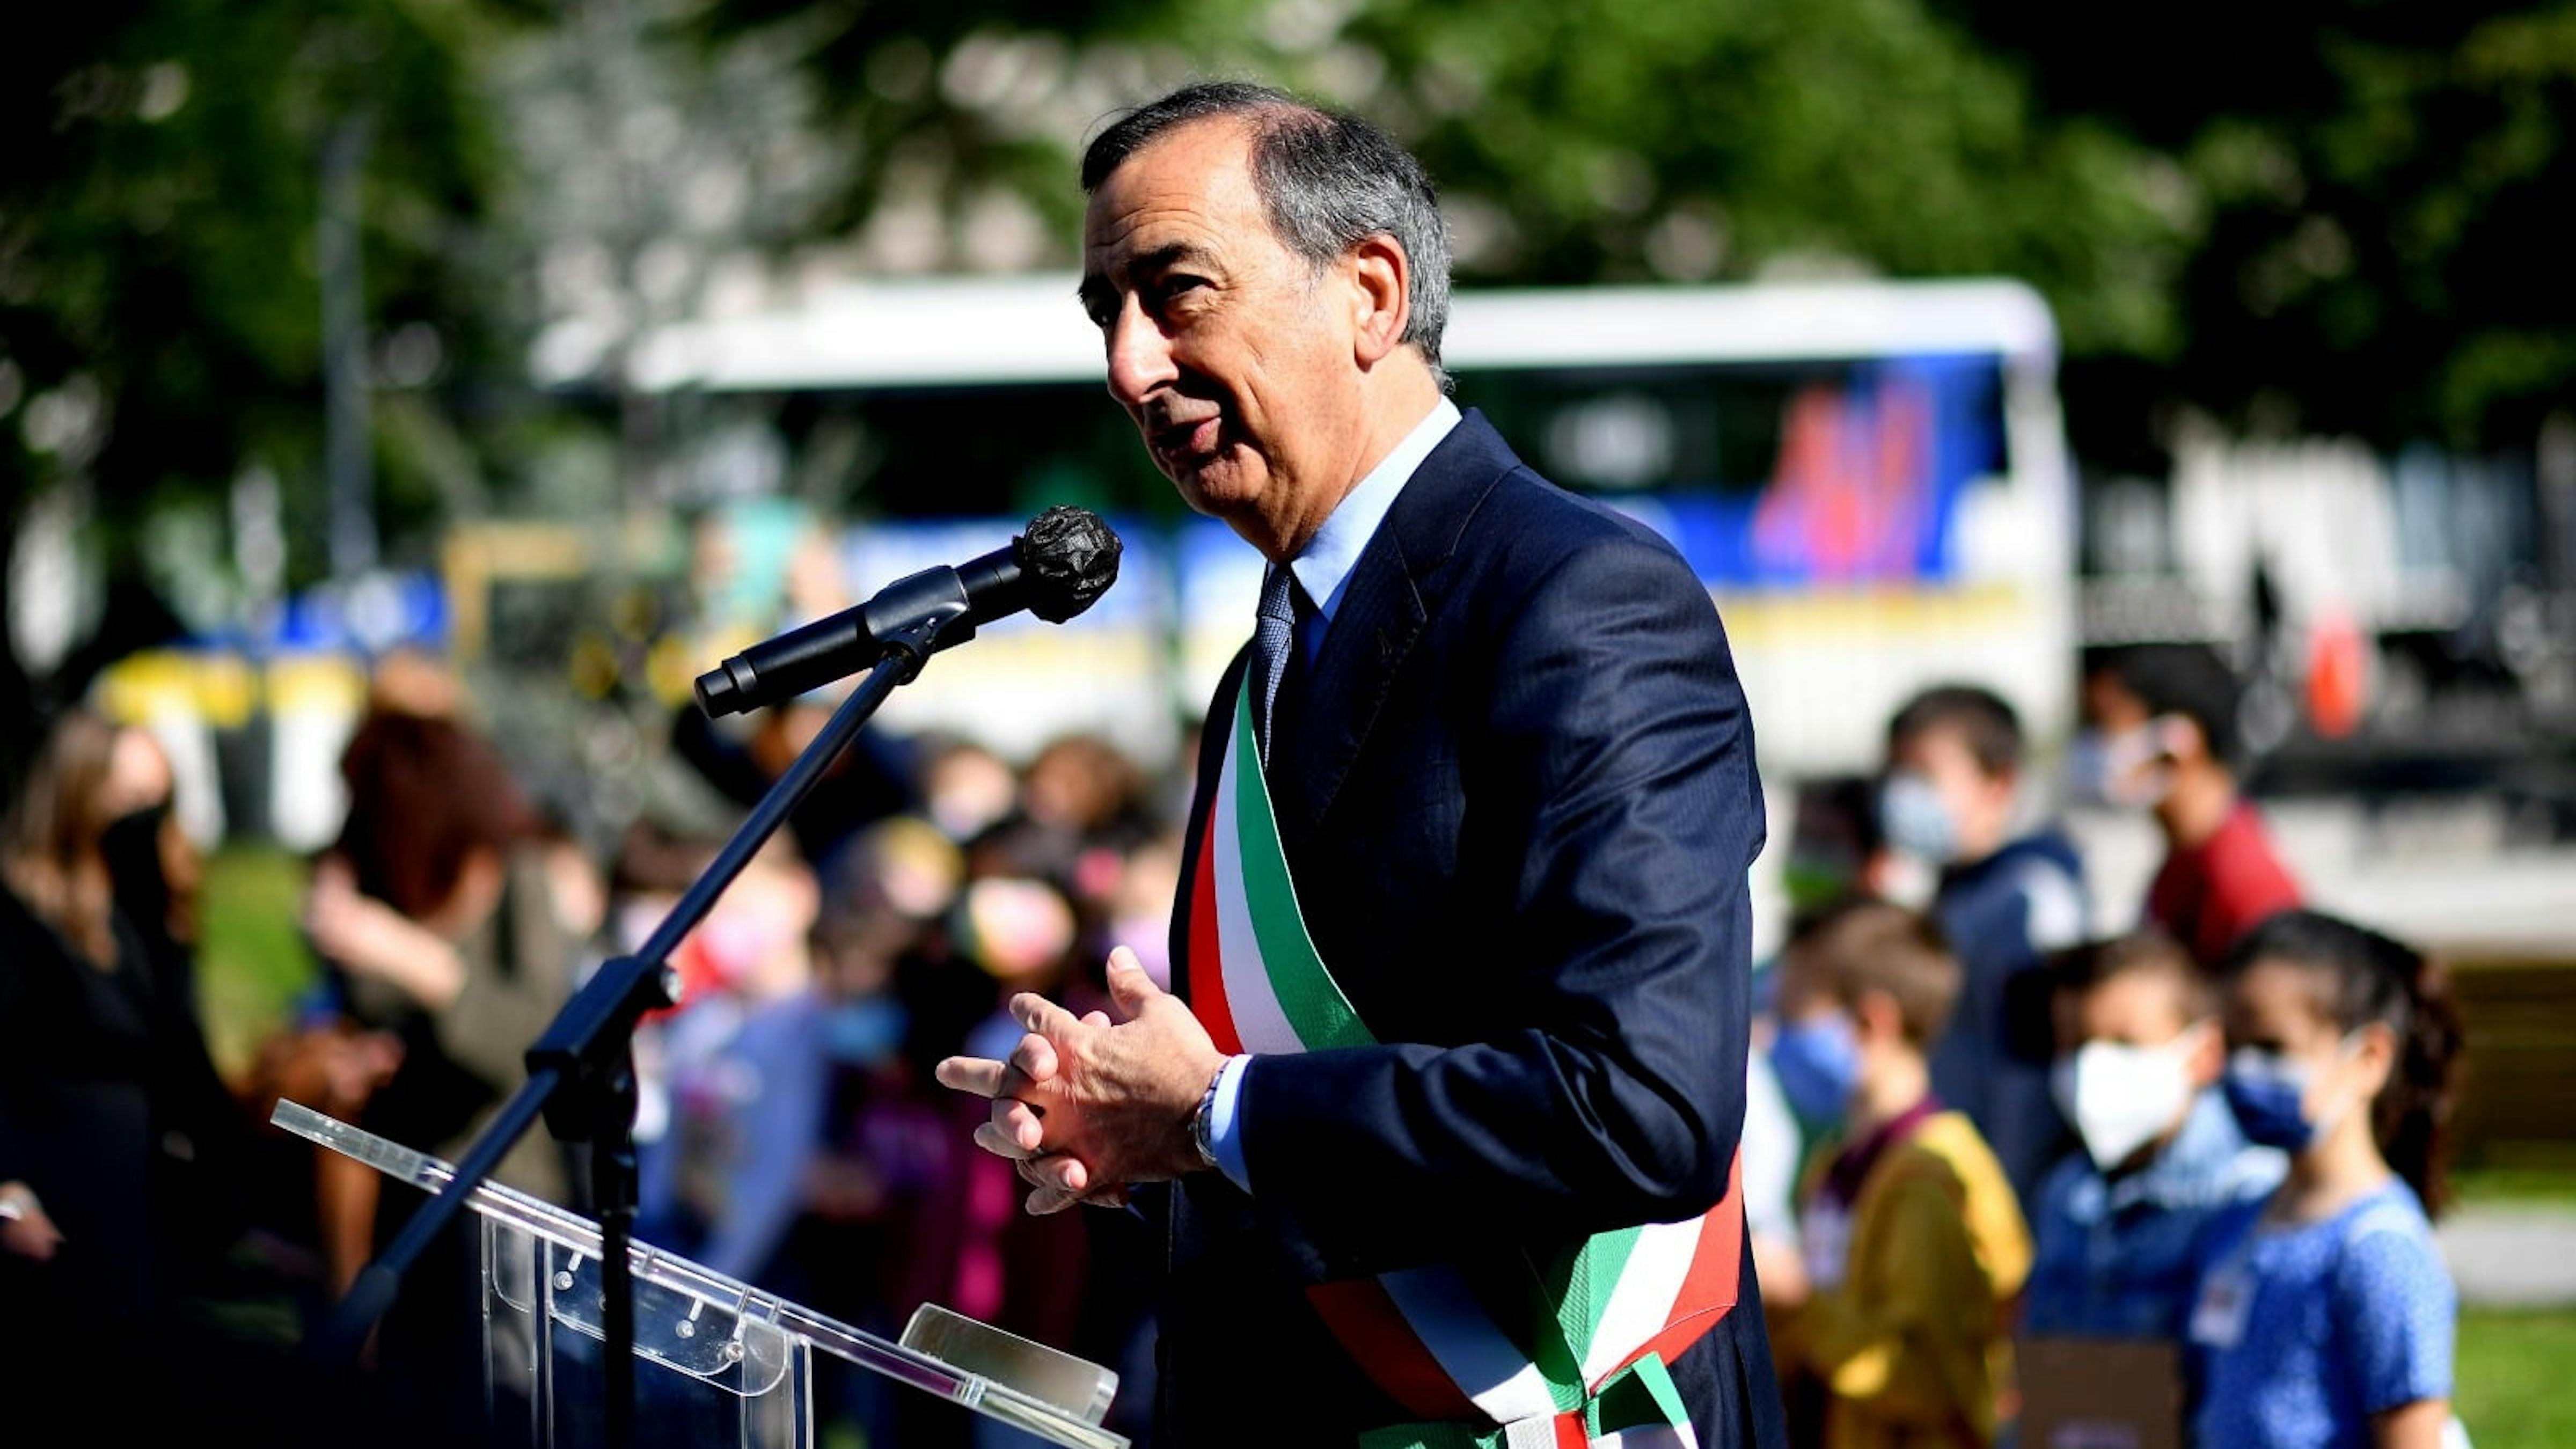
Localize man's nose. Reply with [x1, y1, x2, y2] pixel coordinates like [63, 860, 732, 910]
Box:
[1102, 298, 1177, 407]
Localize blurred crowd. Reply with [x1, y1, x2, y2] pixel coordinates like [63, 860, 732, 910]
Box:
[1745, 639, 2464, 1449]
[0, 636, 2469, 1449]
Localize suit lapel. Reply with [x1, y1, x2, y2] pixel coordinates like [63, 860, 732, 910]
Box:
[1272, 410, 1521, 846]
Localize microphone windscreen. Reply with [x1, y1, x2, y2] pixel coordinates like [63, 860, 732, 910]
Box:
[1016, 506, 1122, 623]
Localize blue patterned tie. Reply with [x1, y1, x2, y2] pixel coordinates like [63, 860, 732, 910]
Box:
[1253, 563, 1299, 764]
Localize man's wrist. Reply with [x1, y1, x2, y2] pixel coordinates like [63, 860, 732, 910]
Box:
[1189, 1060, 1226, 1170]
[1191, 1056, 1256, 1191]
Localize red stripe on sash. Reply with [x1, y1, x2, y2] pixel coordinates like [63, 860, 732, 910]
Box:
[1305, 1278, 1483, 1423]
[1186, 804, 1242, 1056]
[1606, 1152, 1746, 1384]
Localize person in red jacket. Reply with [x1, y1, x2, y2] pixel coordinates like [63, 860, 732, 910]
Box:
[2078, 643, 2302, 966]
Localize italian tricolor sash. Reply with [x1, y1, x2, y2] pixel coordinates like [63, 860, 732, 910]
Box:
[1185, 674, 1745, 1449]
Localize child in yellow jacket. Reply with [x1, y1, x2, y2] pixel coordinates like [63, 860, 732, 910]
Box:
[1758, 898, 2034, 1449]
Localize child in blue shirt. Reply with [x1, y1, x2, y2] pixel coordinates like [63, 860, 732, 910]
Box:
[2024, 932, 2283, 1340]
[2188, 910, 2466, 1449]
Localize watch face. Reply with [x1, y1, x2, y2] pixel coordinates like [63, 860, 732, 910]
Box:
[1194, 1075, 1223, 1168]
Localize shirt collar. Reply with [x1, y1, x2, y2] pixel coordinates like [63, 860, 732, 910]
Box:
[1287, 397, 1460, 627]
[2106, 1088, 2253, 1210]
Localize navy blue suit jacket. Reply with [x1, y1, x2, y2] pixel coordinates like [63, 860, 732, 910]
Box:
[1156, 411, 1786, 1445]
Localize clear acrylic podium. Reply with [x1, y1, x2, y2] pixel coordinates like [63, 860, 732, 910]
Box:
[275, 1101, 1131, 1449]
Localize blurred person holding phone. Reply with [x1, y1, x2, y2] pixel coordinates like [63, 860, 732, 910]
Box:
[2076, 643, 2303, 967]
[302, 674, 587, 1283]
[297, 660, 594, 1438]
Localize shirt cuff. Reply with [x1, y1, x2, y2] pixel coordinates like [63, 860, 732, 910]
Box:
[1206, 1053, 1254, 1192]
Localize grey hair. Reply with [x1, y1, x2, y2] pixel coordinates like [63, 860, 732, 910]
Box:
[1080, 80, 1453, 385]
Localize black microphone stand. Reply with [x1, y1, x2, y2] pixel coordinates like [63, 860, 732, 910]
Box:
[308, 608, 967, 1448]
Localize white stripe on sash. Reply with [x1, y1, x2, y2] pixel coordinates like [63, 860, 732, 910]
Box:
[1379, 1264, 1566, 1425]
[1579, 1216, 1710, 1385]
[1210, 723, 1305, 1055]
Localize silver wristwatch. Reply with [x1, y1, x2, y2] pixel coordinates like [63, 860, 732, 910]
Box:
[1190, 1063, 1226, 1170]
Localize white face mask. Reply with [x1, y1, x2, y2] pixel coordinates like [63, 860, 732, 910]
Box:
[2050, 1022, 2209, 1170]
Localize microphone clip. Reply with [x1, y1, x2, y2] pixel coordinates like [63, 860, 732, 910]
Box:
[863, 566, 979, 683]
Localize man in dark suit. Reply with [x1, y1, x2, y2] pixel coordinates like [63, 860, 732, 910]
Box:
[936, 81, 1784, 1446]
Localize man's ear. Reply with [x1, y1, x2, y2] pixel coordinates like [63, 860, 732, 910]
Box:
[1344, 233, 1411, 367]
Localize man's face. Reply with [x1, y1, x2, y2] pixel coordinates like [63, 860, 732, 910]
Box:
[1080, 118, 1369, 534]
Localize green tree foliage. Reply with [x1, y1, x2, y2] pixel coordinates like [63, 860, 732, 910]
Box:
[1943, 0, 2576, 451]
[714, 0, 2567, 459]
[691, 0, 1251, 257]
[8, 0, 2563, 769]
[701, 0, 2190, 356]
[1335, 0, 2190, 357]
[0, 0, 509, 748]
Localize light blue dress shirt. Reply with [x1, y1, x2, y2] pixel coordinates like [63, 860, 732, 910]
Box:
[1203, 397, 1461, 1192]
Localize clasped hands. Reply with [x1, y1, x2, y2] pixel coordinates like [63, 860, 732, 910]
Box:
[935, 947, 1228, 1214]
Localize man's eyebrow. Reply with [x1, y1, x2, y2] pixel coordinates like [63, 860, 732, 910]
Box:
[1132, 240, 1212, 273]
[1077, 240, 1217, 309]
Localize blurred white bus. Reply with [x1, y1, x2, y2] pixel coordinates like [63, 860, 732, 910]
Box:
[552, 273, 2080, 797]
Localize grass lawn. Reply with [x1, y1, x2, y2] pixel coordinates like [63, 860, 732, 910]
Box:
[196, 842, 320, 1082]
[2457, 1308, 2576, 1449]
[2452, 1157, 2576, 1209]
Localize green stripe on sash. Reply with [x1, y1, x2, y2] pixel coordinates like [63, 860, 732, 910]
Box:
[1230, 675, 1371, 1051]
[1561, 1226, 1642, 1371]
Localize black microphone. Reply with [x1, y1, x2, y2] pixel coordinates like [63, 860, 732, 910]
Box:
[693, 506, 1122, 718]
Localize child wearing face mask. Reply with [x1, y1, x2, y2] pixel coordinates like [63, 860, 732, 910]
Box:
[1879, 684, 2090, 1209]
[2187, 910, 2466, 1449]
[2024, 933, 2285, 1342]
[2076, 643, 2303, 967]
[1758, 898, 2032, 1449]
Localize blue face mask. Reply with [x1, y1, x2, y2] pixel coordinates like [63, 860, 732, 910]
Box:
[1771, 1014, 1862, 1127]
[822, 997, 909, 1066]
[1877, 772, 1961, 866]
[2221, 1043, 2351, 1152]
